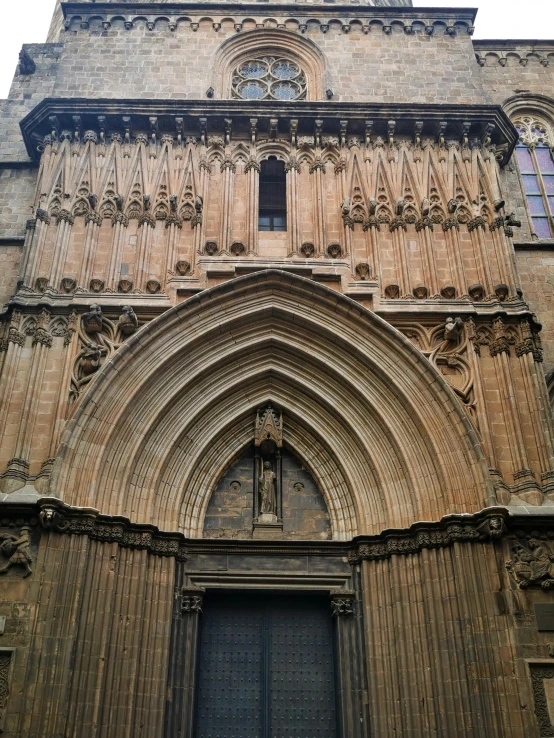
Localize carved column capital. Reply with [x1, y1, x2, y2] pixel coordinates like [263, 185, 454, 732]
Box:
[330, 590, 355, 617]
[181, 587, 205, 615]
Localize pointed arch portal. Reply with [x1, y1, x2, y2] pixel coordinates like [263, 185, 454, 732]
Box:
[51, 270, 491, 539]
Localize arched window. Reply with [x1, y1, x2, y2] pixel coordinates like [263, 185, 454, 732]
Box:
[232, 56, 307, 101]
[259, 157, 287, 232]
[513, 115, 554, 239]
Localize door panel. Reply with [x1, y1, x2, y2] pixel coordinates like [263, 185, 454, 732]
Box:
[195, 599, 264, 738]
[195, 594, 337, 738]
[270, 598, 337, 737]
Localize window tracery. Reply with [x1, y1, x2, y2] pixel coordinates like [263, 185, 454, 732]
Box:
[231, 56, 307, 101]
[513, 114, 554, 239]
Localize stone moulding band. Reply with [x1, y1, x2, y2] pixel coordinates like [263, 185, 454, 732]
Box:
[28, 499, 520, 562]
[348, 507, 510, 564]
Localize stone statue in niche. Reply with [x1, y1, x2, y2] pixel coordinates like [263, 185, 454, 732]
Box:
[259, 460, 277, 516]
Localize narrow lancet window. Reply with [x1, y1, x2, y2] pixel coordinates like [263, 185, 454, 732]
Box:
[258, 157, 287, 232]
[513, 115, 554, 239]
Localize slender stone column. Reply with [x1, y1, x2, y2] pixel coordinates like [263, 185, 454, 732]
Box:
[0, 311, 25, 455]
[80, 211, 102, 288]
[50, 209, 75, 288]
[330, 582, 370, 738]
[246, 158, 260, 255]
[164, 562, 205, 738]
[219, 157, 235, 254]
[1, 309, 52, 493]
[25, 208, 51, 287]
[106, 212, 128, 290]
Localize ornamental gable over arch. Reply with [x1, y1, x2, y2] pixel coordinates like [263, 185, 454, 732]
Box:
[51, 270, 492, 539]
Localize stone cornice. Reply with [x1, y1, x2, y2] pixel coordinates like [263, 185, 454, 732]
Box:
[61, 2, 476, 25]
[9, 499, 547, 563]
[20, 98, 517, 165]
[348, 507, 510, 564]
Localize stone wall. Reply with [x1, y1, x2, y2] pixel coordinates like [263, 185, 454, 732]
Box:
[0, 243, 22, 307]
[475, 41, 554, 105]
[0, 167, 37, 241]
[516, 246, 554, 375]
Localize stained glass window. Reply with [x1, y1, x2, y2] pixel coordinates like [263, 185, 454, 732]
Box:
[513, 115, 554, 239]
[232, 56, 307, 101]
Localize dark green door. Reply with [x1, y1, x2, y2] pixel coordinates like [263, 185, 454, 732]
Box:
[195, 593, 338, 738]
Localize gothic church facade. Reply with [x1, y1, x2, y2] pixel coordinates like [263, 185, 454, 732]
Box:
[0, 0, 554, 736]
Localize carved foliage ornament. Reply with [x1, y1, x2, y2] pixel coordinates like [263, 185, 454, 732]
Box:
[349, 511, 507, 564]
[531, 664, 554, 737]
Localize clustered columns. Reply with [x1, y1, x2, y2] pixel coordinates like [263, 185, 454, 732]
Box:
[164, 578, 205, 738]
[285, 122, 300, 256]
[244, 118, 260, 255]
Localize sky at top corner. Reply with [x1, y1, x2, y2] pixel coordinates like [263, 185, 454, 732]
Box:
[0, 0, 553, 99]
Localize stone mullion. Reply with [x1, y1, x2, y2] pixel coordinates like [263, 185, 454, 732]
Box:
[392, 230, 410, 296]
[26, 215, 51, 286]
[312, 166, 326, 257]
[466, 331, 498, 477]
[3, 311, 52, 492]
[338, 164, 352, 259]
[0, 313, 25, 457]
[19, 218, 38, 285]
[135, 221, 153, 290]
[107, 217, 128, 290]
[80, 216, 102, 288]
[165, 222, 180, 284]
[488, 227, 513, 292]
[286, 167, 298, 256]
[50, 216, 74, 289]
[517, 343, 554, 496]
[219, 164, 235, 254]
[36, 312, 78, 493]
[419, 225, 438, 295]
[445, 228, 466, 296]
[494, 345, 542, 503]
[193, 159, 210, 270]
[472, 226, 494, 295]
[364, 225, 377, 281]
[247, 164, 260, 255]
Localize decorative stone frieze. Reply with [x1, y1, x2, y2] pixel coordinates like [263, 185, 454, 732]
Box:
[38, 499, 188, 560]
[348, 508, 508, 564]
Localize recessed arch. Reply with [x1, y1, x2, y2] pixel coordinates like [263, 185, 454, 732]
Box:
[50, 270, 493, 539]
[210, 29, 329, 101]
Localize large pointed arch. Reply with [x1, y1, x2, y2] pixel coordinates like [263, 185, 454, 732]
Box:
[51, 270, 492, 539]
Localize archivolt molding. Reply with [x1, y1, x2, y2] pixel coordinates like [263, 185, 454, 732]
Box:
[50, 270, 492, 539]
[211, 29, 328, 101]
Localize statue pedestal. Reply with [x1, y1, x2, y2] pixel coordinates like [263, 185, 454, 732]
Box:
[253, 514, 283, 539]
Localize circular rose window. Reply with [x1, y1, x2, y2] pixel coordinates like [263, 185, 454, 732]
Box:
[232, 56, 307, 101]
